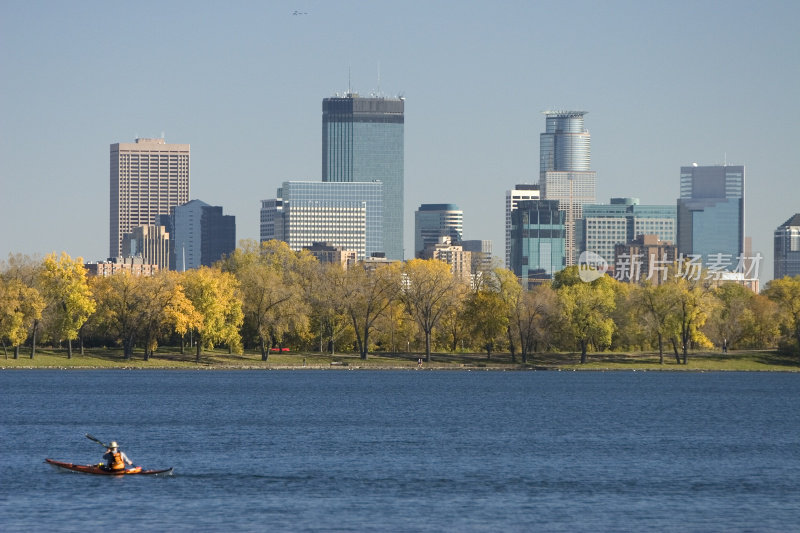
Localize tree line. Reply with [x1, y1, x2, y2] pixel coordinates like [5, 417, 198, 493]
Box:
[2, 240, 800, 363]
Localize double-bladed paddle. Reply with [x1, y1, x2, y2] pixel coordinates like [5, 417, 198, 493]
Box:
[85, 433, 109, 448]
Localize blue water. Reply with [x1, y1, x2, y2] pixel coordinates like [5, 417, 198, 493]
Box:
[1, 370, 799, 532]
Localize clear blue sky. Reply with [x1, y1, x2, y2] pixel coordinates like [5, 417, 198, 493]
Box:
[1, 0, 798, 282]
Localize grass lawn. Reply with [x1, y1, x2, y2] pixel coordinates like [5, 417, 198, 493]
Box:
[1, 346, 798, 371]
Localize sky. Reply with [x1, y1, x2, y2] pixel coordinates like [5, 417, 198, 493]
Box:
[1, 0, 798, 283]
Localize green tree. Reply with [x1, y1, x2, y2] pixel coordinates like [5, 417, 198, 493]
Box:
[704, 283, 756, 351]
[763, 275, 800, 355]
[466, 282, 507, 359]
[400, 259, 460, 362]
[557, 275, 617, 363]
[39, 252, 96, 358]
[631, 281, 680, 363]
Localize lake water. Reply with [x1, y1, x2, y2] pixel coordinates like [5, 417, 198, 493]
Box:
[1, 370, 799, 532]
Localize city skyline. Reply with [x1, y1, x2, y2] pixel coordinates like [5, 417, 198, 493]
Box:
[1, 2, 798, 282]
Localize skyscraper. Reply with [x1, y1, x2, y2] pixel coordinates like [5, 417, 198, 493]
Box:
[110, 138, 190, 258]
[578, 198, 676, 265]
[165, 200, 235, 271]
[774, 214, 800, 279]
[414, 203, 463, 258]
[510, 199, 566, 286]
[505, 184, 540, 269]
[322, 94, 404, 260]
[677, 164, 745, 268]
[260, 181, 383, 260]
[539, 111, 596, 266]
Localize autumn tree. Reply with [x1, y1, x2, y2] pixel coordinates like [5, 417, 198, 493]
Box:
[0, 278, 45, 358]
[39, 252, 96, 358]
[1, 254, 44, 357]
[182, 267, 243, 361]
[763, 275, 800, 356]
[339, 262, 402, 360]
[138, 272, 201, 360]
[221, 240, 311, 360]
[90, 273, 143, 359]
[400, 259, 460, 362]
[465, 279, 507, 359]
[671, 275, 715, 364]
[631, 281, 680, 363]
[556, 269, 617, 364]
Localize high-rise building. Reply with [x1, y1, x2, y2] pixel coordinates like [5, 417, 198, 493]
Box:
[414, 203, 463, 258]
[260, 181, 383, 260]
[165, 200, 235, 271]
[677, 164, 745, 268]
[461, 239, 493, 273]
[110, 138, 190, 258]
[510, 199, 566, 286]
[419, 236, 472, 280]
[122, 224, 171, 271]
[322, 94, 404, 260]
[578, 198, 676, 265]
[505, 184, 540, 269]
[774, 214, 800, 279]
[539, 111, 596, 266]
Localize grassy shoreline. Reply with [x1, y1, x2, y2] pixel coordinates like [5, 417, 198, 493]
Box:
[1, 347, 797, 371]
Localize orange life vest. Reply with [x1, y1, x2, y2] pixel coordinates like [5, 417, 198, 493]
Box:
[109, 451, 125, 470]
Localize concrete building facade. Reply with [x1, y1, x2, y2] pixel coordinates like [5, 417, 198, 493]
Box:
[110, 138, 189, 258]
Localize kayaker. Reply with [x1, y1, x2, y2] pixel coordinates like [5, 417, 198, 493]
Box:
[103, 441, 133, 471]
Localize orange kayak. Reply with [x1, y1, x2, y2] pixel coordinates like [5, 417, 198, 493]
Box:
[45, 458, 173, 475]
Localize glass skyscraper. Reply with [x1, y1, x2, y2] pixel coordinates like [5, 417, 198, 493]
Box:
[414, 203, 463, 258]
[510, 199, 566, 286]
[323, 94, 404, 260]
[539, 111, 596, 266]
[260, 181, 383, 261]
[677, 164, 745, 268]
[578, 198, 676, 265]
[774, 214, 800, 279]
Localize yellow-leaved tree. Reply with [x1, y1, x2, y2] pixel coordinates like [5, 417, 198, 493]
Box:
[182, 267, 243, 362]
[39, 252, 96, 358]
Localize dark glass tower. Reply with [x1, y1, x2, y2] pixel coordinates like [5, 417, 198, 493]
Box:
[323, 94, 404, 260]
[677, 164, 745, 268]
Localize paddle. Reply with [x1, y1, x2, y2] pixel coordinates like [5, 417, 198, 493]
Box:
[85, 433, 109, 448]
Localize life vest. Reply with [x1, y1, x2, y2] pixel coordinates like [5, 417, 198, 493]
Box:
[108, 451, 125, 470]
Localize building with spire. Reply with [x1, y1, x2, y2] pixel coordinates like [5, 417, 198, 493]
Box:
[538, 111, 596, 266]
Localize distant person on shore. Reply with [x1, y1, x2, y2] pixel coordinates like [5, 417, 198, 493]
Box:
[418, 358, 423, 368]
[103, 441, 133, 471]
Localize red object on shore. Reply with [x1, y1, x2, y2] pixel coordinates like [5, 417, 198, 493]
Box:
[45, 458, 173, 475]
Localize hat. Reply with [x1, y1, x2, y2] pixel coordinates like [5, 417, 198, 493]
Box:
[109, 441, 119, 449]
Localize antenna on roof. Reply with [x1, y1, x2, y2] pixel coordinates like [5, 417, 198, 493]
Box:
[348, 66, 351, 95]
[377, 61, 381, 96]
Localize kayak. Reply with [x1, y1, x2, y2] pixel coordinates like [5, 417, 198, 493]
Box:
[45, 458, 173, 476]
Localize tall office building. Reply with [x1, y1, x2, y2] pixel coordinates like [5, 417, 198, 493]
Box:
[578, 198, 676, 265]
[110, 138, 190, 258]
[260, 181, 383, 260]
[164, 200, 235, 271]
[414, 203, 463, 258]
[774, 214, 800, 279]
[510, 199, 566, 286]
[539, 111, 596, 266]
[322, 93, 404, 260]
[677, 164, 745, 268]
[505, 184, 540, 269]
